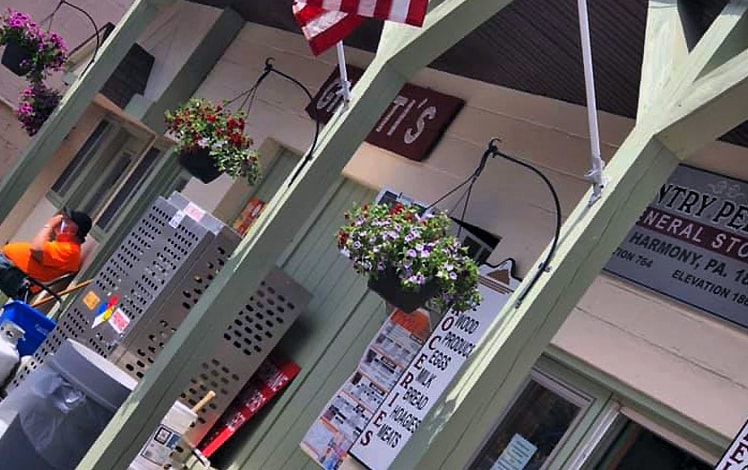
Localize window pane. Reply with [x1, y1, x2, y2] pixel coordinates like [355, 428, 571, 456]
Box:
[470, 379, 583, 470]
[51, 121, 110, 195]
[97, 147, 161, 230]
[591, 421, 711, 470]
[82, 152, 134, 215]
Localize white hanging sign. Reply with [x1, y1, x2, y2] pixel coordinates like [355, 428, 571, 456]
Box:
[350, 260, 520, 469]
[716, 418, 748, 469]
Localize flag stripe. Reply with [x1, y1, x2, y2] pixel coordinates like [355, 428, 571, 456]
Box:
[372, 0, 394, 20]
[358, 0, 377, 17]
[321, 0, 342, 10]
[302, 0, 426, 26]
[389, 0, 410, 23]
[406, 0, 427, 26]
[341, 0, 360, 13]
[293, 2, 364, 56]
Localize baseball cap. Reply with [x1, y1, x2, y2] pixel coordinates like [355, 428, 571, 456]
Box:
[63, 208, 92, 241]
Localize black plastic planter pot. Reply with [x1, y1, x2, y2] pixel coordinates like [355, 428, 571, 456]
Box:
[2, 42, 32, 76]
[368, 269, 439, 313]
[178, 148, 222, 184]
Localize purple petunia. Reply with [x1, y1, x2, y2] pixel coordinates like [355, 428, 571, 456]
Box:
[1, 9, 68, 78]
[15, 81, 61, 136]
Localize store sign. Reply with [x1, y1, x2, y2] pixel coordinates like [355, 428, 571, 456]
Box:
[716, 418, 748, 469]
[350, 260, 521, 469]
[306, 65, 464, 162]
[605, 165, 748, 329]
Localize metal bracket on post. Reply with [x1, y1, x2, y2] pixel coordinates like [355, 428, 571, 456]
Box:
[336, 42, 352, 106]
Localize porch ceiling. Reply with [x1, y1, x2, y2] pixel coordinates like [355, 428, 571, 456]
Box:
[194, 0, 748, 148]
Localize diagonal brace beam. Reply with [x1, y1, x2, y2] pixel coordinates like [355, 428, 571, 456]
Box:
[658, 47, 748, 156]
[656, 0, 748, 106]
[378, 0, 514, 76]
[637, 0, 692, 120]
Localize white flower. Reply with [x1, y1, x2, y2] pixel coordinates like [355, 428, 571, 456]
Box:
[197, 137, 210, 148]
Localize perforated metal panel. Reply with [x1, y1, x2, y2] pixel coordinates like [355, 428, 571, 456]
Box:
[177, 267, 308, 442]
[8, 195, 226, 389]
[8, 193, 312, 450]
[108, 225, 239, 380]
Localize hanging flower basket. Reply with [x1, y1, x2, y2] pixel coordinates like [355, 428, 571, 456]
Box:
[165, 98, 261, 186]
[178, 147, 222, 183]
[15, 81, 61, 136]
[368, 267, 440, 313]
[2, 41, 31, 76]
[337, 203, 482, 314]
[0, 10, 68, 80]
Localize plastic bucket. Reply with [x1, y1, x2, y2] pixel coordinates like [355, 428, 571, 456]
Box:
[0, 301, 56, 357]
[130, 401, 196, 469]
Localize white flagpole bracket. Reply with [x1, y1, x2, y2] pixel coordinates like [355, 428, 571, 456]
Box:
[335, 42, 352, 105]
[578, 0, 608, 205]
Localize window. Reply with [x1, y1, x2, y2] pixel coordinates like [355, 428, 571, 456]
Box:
[49, 116, 163, 237]
[96, 147, 162, 230]
[470, 372, 590, 470]
[51, 120, 111, 196]
[582, 418, 711, 470]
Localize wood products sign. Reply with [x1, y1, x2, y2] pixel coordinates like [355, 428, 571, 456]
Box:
[299, 261, 520, 470]
[306, 65, 464, 162]
[350, 261, 520, 469]
[717, 418, 748, 469]
[300, 308, 432, 470]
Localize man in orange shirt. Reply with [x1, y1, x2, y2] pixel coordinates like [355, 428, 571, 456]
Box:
[0, 209, 91, 298]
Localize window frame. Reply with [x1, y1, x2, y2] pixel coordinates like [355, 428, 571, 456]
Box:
[468, 366, 594, 470]
[47, 113, 166, 241]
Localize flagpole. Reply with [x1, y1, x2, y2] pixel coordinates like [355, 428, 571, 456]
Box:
[336, 41, 352, 105]
[577, 0, 606, 204]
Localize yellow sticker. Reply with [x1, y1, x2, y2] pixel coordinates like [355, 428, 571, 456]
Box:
[82, 291, 100, 311]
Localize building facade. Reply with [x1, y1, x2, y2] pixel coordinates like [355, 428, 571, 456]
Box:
[1, 1, 747, 469]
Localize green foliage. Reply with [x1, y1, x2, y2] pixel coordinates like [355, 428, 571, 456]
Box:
[165, 98, 261, 186]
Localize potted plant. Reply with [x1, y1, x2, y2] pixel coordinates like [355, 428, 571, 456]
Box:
[337, 202, 482, 313]
[165, 98, 261, 185]
[15, 81, 61, 136]
[0, 10, 67, 79]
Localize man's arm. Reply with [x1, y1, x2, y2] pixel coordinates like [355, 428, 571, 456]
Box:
[30, 215, 62, 263]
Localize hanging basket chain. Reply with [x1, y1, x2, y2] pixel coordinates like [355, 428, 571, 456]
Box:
[485, 138, 562, 308]
[225, 58, 320, 188]
[39, 0, 101, 78]
[43, 0, 65, 33]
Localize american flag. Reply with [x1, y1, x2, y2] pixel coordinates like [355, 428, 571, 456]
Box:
[293, 0, 428, 55]
[293, 2, 364, 56]
[302, 0, 429, 26]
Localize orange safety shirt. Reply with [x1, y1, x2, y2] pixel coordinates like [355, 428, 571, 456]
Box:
[2, 241, 81, 283]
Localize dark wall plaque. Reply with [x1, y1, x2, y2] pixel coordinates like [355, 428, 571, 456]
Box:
[306, 65, 464, 162]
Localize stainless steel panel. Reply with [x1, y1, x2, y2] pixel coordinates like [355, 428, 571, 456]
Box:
[7, 193, 312, 451]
